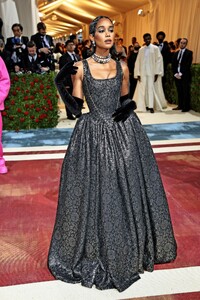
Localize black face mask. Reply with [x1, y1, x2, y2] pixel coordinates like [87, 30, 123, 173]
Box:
[134, 46, 140, 50]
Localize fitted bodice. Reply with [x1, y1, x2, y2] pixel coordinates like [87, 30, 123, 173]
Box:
[82, 59, 123, 119]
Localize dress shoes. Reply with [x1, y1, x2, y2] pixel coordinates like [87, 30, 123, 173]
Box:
[76, 112, 82, 118]
[67, 115, 76, 120]
[172, 106, 181, 110]
[146, 107, 154, 113]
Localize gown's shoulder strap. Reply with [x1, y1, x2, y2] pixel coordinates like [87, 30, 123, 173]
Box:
[116, 60, 124, 81]
[82, 59, 89, 77]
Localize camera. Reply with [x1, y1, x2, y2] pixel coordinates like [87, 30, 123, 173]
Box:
[14, 37, 22, 45]
[12, 37, 23, 54]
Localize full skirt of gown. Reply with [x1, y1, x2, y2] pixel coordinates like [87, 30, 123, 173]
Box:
[48, 60, 177, 292]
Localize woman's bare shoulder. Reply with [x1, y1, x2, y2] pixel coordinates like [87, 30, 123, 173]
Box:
[73, 60, 84, 78]
[74, 60, 83, 67]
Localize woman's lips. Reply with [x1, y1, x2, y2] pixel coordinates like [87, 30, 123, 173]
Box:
[104, 39, 112, 44]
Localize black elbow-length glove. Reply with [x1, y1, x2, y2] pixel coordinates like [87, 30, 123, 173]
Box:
[54, 61, 83, 116]
[112, 94, 137, 122]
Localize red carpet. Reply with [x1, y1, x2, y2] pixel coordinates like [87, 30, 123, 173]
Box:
[124, 291, 200, 300]
[0, 151, 200, 287]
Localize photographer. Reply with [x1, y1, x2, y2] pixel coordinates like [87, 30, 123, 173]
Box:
[17, 41, 51, 74]
[31, 22, 55, 71]
[5, 23, 29, 72]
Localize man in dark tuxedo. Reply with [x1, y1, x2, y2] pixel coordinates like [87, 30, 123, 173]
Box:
[31, 22, 55, 71]
[59, 40, 82, 120]
[172, 38, 193, 112]
[127, 42, 140, 98]
[0, 38, 12, 72]
[0, 17, 4, 41]
[69, 34, 79, 55]
[5, 23, 29, 72]
[22, 41, 51, 74]
[156, 31, 170, 97]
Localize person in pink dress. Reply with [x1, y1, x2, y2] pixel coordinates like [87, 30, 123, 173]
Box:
[0, 57, 10, 174]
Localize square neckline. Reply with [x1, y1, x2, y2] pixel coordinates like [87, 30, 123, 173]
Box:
[84, 59, 119, 81]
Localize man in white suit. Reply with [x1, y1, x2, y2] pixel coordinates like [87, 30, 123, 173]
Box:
[133, 33, 167, 113]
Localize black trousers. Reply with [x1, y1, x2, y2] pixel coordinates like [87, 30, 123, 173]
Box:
[129, 76, 137, 99]
[175, 77, 191, 111]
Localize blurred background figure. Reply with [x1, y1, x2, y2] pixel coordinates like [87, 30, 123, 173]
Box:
[175, 38, 181, 51]
[111, 34, 126, 62]
[156, 31, 171, 97]
[53, 42, 64, 71]
[59, 40, 81, 120]
[81, 39, 92, 59]
[168, 41, 176, 62]
[129, 36, 137, 49]
[127, 45, 134, 57]
[31, 22, 55, 71]
[172, 38, 193, 112]
[0, 17, 4, 41]
[118, 37, 127, 55]
[0, 39, 12, 72]
[69, 34, 80, 56]
[134, 33, 167, 113]
[22, 41, 51, 74]
[127, 42, 140, 98]
[5, 23, 29, 73]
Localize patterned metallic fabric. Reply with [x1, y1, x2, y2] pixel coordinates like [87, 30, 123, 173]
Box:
[48, 60, 177, 292]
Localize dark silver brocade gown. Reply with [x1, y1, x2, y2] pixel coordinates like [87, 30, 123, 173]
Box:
[48, 60, 177, 292]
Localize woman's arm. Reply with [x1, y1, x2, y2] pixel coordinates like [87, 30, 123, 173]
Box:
[112, 61, 136, 122]
[54, 61, 82, 116]
[72, 60, 84, 99]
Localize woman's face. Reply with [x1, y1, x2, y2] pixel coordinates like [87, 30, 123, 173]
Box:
[93, 18, 114, 50]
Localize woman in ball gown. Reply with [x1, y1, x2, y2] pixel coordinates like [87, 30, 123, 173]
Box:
[48, 16, 177, 292]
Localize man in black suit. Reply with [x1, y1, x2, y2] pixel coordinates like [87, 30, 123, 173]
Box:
[5, 23, 29, 72]
[22, 41, 51, 74]
[31, 22, 55, 71]
[59, 40, 82, 120]
[127, 42, 140, 98]
[0, 38, 12, 72]
[172, 38, 193, 112]
[156, 31, 171, 97]
[0, 17, 4, 41]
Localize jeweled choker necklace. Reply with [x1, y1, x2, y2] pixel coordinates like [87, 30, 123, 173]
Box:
[91, 53, 111, 64]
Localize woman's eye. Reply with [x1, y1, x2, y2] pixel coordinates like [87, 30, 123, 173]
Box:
[98, 29, 105, 33]
[97, 28, 114, 33]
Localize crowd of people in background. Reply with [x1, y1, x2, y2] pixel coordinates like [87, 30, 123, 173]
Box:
[0, 19, 187, 75]
[0, 19, 193, 116]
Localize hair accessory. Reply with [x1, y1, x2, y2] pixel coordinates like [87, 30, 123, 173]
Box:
[91, 53, 111, 64]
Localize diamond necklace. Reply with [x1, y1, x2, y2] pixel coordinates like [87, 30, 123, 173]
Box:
[91, 53, 111, 64]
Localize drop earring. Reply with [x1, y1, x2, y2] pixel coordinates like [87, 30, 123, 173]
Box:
[92, 40, 96, 47]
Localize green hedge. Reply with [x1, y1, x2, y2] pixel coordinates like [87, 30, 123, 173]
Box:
[2, 72, 59, 131]
[191, 64, 200, 112]
[165, 63, 200, 112]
